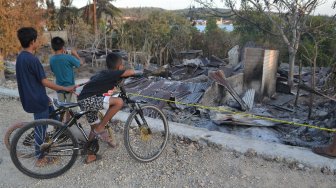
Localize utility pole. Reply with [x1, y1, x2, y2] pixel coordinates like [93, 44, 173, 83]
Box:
[93, 0, 97, 37]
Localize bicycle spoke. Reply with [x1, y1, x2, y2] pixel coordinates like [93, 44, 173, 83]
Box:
[10, 119, 78, 178]
[125, 105, 169, 162]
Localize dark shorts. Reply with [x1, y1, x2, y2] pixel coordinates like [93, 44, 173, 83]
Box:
[78, 95, 104, 124]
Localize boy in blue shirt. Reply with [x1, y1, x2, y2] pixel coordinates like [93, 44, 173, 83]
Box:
[50, 37, 83, 103]
[16, 27, 75, 166]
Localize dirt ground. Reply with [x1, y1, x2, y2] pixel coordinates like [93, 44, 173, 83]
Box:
[0, 96, 335, 188]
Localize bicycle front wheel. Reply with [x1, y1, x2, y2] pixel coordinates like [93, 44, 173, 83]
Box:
[10, 119, 78, 179]
[124, 105, 169, 162]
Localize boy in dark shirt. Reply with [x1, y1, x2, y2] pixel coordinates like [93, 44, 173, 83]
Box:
[78, 52, 142, 163]
[16, 27, 75, 166]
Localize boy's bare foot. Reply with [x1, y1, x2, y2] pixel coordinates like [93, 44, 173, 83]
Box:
[85, 154, 102, 164]
[92, 129, 117, 148]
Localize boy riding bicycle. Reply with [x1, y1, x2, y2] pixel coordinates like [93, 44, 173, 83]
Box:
[77, 52, 143, 163]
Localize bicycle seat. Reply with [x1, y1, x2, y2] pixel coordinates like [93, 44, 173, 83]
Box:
[53, 99, 79, 109]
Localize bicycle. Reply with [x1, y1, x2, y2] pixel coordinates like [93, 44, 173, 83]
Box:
[3, 82, 87, 151]
[3, 101, 68, 151]
[10, 79, 169, 179]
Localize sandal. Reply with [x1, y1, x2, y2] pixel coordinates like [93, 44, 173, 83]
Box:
[84, 154, 102, 164]
[92, 129, 118, 148]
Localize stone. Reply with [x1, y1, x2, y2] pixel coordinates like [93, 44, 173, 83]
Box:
[244, 148, 257, 157]
[316, 110, 328, 118]
[297, 163, 305, 170]
[321, 166, 333, 175]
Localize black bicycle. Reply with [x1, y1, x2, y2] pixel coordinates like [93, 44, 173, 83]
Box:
[10, 80, 169, 179]
[4, 100, 73, 151]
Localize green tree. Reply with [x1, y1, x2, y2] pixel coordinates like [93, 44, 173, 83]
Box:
[119, 11, 193, 64]
[299, 16, 336, 67]
[205, 17, 218, 34]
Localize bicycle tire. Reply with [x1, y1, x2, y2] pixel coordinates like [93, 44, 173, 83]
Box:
[4, 110, 66, 151]
[4, 122, 28, 151]
[10, 119, 78, 179]
[124, 105, 169, 162]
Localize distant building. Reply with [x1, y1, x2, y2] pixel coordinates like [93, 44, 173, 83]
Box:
[122, 16, 138, 21]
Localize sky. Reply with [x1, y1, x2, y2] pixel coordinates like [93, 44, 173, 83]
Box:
[54, 0, 335, 16]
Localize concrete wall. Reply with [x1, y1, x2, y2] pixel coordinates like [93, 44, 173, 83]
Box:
[243, 48, 279, 101]
[261, 50, 279, 98]
[243, 48, 264, 99]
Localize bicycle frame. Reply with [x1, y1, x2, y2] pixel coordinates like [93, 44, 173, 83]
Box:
[118, 85, 150, 130]
[48, 82, 150, 153]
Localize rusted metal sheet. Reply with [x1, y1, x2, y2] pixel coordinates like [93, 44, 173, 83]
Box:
[176, 92, 204, 109]
[242, 89, 255, 110]
[209, 70, 249, 111]
[124, 77, 211, 110]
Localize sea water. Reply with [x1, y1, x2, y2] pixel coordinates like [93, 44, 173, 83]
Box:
[195, 24, 234, 32]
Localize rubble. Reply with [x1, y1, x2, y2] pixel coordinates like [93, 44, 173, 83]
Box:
[299, 84, 336, 102]
[116, 45, 335, 148]
[124, 77, 212, 110]
[211, 113, 278, 127]
[208, 70, 248, 111]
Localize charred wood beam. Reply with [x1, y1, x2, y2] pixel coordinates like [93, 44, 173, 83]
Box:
[299, 84, 336, 102]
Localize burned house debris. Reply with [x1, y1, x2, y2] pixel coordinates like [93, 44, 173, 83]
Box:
[121, 46, 336, 148]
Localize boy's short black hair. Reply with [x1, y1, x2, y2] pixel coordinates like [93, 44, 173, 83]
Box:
[17, 27, 37, 48]
[106, 53, 123, 70]
[51, 37, 65, 51]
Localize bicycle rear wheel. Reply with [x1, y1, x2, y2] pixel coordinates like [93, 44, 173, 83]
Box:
[4, 122, 27, 151]
[5, 109, 66, 151]
[10, 119, 78, 179]
[124, 105, 169, 162]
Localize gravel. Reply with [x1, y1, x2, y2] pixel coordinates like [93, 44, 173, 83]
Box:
[0, 96, 335, 188]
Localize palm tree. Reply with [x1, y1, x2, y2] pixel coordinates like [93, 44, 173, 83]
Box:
[61, 0, 73, 7]
[96, 0, 121, 20]
[58, 0, 79, 29]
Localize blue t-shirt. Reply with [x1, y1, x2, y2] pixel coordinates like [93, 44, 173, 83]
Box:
[16, 51, 49, 113]
[49, 54, 80, 92]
